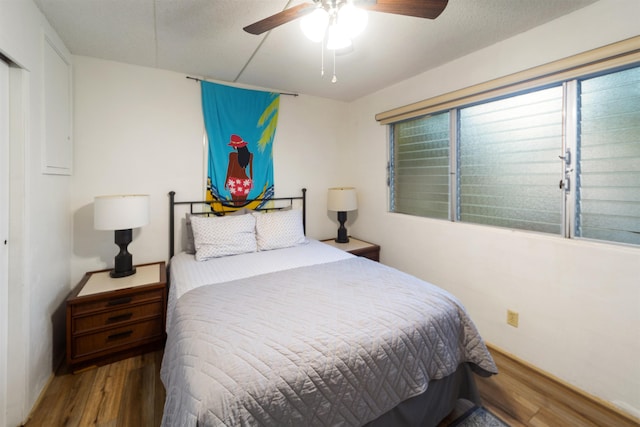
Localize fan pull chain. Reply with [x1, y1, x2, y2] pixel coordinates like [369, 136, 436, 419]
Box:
[321, 42, 325, 77]
[332, 49, 337, 83]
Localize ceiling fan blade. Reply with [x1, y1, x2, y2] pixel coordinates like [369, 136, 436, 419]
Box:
[360, 0, 448, 19]
[243, 3, 317, 35]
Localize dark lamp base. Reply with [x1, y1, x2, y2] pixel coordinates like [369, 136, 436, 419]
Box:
[111, 228, 137, 279]
[335, 211, 350, 244]
[110, 267, 136, 278]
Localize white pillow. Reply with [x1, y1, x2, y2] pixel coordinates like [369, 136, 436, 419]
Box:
[184, 213, 196, 255]
[253, 209, 306, 251]
[190, 214, 257, 261]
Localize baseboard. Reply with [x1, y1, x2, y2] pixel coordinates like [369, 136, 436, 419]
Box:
[22, 350, 66, 426]
[482, 343, 640, 426]
[21, 371, 55, 426]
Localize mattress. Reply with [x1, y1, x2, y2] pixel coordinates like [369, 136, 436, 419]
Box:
[161, 248, 497, 426]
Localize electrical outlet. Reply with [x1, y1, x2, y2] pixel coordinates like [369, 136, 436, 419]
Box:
[507, 310, 519, 328]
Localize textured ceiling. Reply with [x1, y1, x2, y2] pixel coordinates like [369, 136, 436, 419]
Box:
[34, 0, 598, 101]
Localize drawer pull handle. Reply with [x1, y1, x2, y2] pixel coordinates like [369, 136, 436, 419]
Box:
[107, 296, 132, 306]
[107, 330, 133, 341]
[106, 313, 133, 323]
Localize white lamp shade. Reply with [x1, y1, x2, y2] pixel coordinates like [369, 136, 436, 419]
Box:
[94, 194, 150, 231]
[327, 187, 357, 212]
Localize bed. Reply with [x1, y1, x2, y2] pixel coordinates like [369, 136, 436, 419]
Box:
[161, 190, 497, 427]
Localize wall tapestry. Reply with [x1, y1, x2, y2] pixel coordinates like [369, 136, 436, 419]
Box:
[201, 81, 279, 211]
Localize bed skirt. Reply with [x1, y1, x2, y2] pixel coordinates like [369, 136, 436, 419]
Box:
[366, 363, 482, 427]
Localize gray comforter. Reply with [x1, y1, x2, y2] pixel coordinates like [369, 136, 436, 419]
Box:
[160, 257, 497, 426]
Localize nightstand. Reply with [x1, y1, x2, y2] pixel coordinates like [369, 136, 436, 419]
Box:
[66, 261, 167, 368]
[321, 237, 380, 261]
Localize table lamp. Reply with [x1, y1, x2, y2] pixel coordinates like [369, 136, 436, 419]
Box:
[94, 194, 150, 278]
[327, 187, 357, 243]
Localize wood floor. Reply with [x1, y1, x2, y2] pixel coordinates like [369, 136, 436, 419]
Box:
[24, 350, 481, 427]
[24, 351, 165, 427]
[475, 345, 639, 427]
[23, 346, 639, 427]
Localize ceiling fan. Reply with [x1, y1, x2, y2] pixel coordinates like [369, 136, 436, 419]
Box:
[243, 0, 449, 83]
[243, 0, 449, 36]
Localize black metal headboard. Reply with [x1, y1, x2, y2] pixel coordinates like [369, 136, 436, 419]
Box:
[168, 188, 307, 259]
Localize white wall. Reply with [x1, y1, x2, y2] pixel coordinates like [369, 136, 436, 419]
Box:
[0, 1, 72, 425]
[70, 56, 350, 284]
[347, 0, 640, 418]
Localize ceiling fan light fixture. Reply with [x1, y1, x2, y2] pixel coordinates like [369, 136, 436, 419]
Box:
[300, 8, 329, 42]
[337, 2, 368, 39]
[244, 0, 449, 83]
[326, 22, 352, 50]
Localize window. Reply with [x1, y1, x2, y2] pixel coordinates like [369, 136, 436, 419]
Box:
[458, 87, 563, 233]
[391, 112, 450, 219]
[389, 64, 640, 247]
[576, 67, 640, 245]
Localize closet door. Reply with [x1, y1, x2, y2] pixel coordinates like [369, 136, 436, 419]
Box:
[0, 56, 9, 427]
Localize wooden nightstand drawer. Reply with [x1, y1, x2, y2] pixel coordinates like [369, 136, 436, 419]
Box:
[71, 288, 164, 316]
[72, 300, 164, 334]
[71, 318, 164, 360]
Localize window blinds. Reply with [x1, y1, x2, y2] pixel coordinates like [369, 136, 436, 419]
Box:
[376, 36, 640, 125]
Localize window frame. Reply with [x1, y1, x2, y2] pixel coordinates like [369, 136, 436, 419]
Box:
[386, 56, 640, 247]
